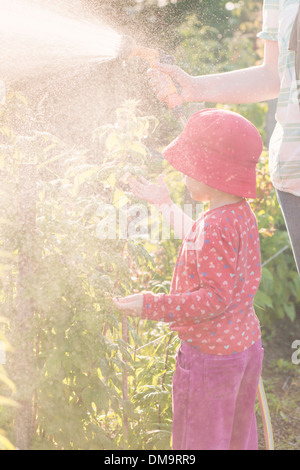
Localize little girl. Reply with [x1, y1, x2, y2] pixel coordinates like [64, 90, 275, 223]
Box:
[113, 108, 264, 450]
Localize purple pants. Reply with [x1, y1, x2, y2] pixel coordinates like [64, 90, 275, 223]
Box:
[172, 340, 264, 450]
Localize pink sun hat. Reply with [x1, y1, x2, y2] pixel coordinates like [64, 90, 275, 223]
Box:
[162, 108, 263, 198]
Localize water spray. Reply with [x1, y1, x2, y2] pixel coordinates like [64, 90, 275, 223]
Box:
[0, 0, 122, 83]
[118, 35, 187, 128]
[0, 0, 185, 129]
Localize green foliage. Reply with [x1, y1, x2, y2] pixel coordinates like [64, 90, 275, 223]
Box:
[142, 0, 263, 74]
[0, 94, 181, 449]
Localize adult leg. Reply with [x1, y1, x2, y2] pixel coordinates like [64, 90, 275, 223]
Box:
[276, 189, 300, 274]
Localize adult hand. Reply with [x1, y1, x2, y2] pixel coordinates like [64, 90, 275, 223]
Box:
[128, 174, 172, 207]
[147, 63, 193, 104]
[113, 294, 143, 317]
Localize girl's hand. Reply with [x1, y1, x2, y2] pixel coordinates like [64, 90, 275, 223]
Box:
[113, 294, 143, 317]
[128, 174, 172, 207]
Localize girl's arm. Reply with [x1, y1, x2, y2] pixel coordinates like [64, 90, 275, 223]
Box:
[150, 40, 280, 105]
[129, 175, 195, 238]
[113, 225, 239, 321]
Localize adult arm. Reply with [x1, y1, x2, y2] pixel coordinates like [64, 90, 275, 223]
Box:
[150, 40, 281, 105]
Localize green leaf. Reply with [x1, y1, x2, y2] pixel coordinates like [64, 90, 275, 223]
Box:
[284, 302, 296, 322]
[254, 290, 273, 309]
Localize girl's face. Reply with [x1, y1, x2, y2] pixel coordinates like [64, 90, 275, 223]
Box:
[184, 175, 212, 202]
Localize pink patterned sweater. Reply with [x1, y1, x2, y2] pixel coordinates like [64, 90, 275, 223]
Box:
[142, 200, 262, 355]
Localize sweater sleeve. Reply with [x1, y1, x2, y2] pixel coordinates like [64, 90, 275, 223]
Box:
[142, 224, 239, 323]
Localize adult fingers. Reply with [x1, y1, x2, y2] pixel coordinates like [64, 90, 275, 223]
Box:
[153, 62, 184, 80]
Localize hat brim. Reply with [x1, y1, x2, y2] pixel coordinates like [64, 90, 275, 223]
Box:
[162, 134, 257, 199]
